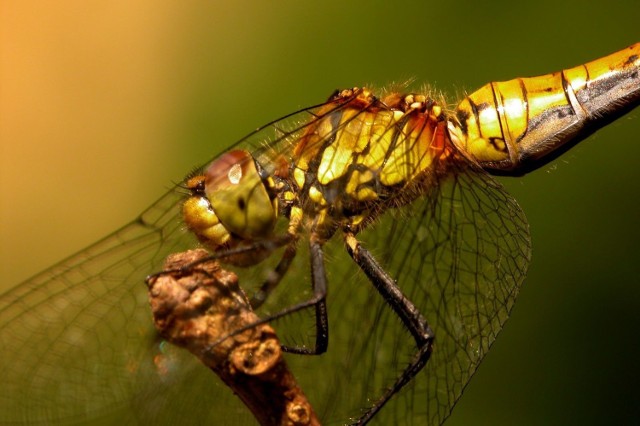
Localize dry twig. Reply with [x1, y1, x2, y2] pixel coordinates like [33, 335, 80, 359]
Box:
[147, 249, 319, 426]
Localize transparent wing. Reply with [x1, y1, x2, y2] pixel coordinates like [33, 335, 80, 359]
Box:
[0, 93, 361, 425]
[236, 159, 531, 425]
[253, 99, 531, 424]
[0, 187, 207, 423]
[346, 162, 531, 424]
[270, 161, 531, 425]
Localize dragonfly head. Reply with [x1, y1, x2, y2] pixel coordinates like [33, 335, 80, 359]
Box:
[183, 150, 278, 265]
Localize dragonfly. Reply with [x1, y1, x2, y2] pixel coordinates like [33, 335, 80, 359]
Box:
[1, 43, 638, 425]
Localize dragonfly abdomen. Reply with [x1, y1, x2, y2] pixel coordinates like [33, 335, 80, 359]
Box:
[450, 43, 640, 175]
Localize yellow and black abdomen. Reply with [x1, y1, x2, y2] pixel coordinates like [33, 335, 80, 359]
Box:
[450, 43, 640, 175]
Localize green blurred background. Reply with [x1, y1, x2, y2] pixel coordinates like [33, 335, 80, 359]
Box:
[1, 1, 639, 424]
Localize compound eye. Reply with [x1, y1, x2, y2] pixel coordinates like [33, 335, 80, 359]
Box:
[204, 150, 275, 239]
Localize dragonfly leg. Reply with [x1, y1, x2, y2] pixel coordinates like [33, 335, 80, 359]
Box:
[344, 232, 434, 424]
[249, 241, 298, 309]
[277, 237, 329, 354]
[210, 238, 329, 355]
[250, 204, 304, 309]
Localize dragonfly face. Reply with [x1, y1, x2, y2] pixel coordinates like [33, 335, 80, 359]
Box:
[183, 149, 280, 266]
[0, 43, 638, 425]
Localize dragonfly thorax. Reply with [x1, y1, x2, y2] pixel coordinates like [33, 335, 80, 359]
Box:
[288, 88, 454, 239]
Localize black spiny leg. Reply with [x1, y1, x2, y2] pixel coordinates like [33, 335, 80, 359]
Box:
[280, 237, 328, 354]
[344, 232, 434, 425]
[218, 238, 329, 355]
[250, 241, 298, 309]
[250, 205, 304, 310]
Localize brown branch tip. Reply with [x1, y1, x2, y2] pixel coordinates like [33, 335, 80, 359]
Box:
[146, 248, 320, 426]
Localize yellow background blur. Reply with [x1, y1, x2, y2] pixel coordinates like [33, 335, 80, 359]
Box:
[1, 1, 639, 424]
